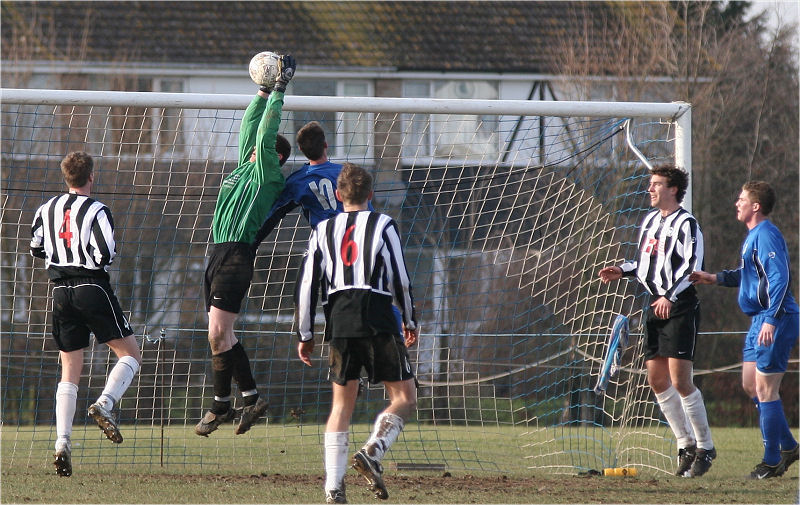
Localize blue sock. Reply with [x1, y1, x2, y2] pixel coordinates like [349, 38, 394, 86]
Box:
[769, 399, 798, 452]
[760, 400, 784, 465]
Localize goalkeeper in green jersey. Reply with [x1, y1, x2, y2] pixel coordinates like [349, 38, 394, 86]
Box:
[196, 54, 296, 438]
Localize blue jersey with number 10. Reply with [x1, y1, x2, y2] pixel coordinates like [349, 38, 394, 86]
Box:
[252, 161, 374, 248]
[254, 160, 403, 333]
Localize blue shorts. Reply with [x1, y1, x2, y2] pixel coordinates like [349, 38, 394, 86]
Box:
[742, 312, 799, 373]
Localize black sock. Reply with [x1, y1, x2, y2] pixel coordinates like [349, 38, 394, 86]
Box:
[211, 350, 234, 414]
[230, 342, 258, 405]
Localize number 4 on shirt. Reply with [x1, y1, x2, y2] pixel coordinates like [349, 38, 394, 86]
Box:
[59, 209, 73, 247]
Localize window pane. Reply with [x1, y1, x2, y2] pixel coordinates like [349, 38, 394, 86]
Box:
[340, 82, 370, 159]
[158, 80, 184, 155]
[402, 81, 431, 157]
[432, 81, 499, 159]
[287, 80, 336, 162]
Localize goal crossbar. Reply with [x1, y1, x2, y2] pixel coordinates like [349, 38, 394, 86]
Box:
[1, 88, 690, 118]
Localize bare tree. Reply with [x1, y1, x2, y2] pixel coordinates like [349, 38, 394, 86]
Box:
[553, 0, 799, 425]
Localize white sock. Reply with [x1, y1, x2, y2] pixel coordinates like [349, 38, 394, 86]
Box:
[362, 412, 404, 462]
[97, 355, 139, 409]
[681, 388, 713, 450]
[654, 386, 696, 449]
[55, 382, 78, 449]
[324, 431, 349, 492]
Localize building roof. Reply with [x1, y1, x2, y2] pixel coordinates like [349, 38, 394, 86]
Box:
[1, 1, 610, 73]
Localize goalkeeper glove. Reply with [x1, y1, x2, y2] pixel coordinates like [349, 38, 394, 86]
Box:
[274, 54, 296, 93]
[258, 85, 272, 94]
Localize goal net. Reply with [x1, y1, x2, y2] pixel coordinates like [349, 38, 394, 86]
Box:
[1, 89, 690, 475]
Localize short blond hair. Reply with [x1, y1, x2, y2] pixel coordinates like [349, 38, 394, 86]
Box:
[336, 163, 372, 205]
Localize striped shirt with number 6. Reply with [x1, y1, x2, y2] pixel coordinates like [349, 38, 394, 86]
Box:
[294, 210, 417, 342]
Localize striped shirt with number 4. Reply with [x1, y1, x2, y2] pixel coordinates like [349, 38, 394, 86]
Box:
[294, 210, 417, 342]
[30, 192, 116, 281]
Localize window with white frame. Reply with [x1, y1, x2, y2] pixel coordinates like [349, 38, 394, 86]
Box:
[154, 79, 184, 155]
[88, 75, 153, 156]
[402, 80, 500, 161]
[284, 80, 372, 163]
[338, 81, 371, 160]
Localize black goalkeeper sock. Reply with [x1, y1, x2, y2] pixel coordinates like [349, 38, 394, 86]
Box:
[211, 350, 234, 415]
[212, 399, 231, 414]
[229, 342, 258, 405]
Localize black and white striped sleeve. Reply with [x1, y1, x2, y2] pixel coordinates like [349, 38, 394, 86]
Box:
[89, 205, 116, 267]
[294, 226, 325, 342]
[30, 205, 47, 259]
[381, 220, 417, 331]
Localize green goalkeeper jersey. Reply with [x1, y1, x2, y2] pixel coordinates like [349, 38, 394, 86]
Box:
[211, 92, 286, 244]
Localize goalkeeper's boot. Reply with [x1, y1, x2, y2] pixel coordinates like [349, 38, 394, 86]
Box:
[748, 460, 784, 479]
[779, 444, 799, 476]
[235, 397, 269, 435]
[325, 482, 347, 504]
[352, 449, 388, 500]
[675, 445, 696, 477]
[689, 447, 716, 477]
[53, 440, 72, 477]
[88, 403, 123, 443]
[194, 407, 236, 437]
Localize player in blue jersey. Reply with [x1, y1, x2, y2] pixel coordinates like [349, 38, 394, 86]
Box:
[690, 180, 799, 479]
[251, 121, 374, 245]
[251, 121, 404, 331]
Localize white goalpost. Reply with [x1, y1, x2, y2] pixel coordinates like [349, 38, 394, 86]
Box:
[1, 88, 690, 475]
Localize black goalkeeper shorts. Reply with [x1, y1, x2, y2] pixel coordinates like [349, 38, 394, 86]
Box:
[204, 242, 254, 313]
[328, 333, 415, 386]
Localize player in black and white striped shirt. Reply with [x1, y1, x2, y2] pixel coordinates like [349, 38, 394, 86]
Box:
[30, 152, 141, 477]
[294, 163, 418, 503]
[598, 164, 715, 478]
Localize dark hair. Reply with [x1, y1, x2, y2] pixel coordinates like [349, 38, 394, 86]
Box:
[296, 121, 326, 161]
[336, 162, 372, 204]
[742, 180, 776, 216]
[276, 134, 291, 166]
[650, 164, 689, 203]
[60, 151, 93, 188]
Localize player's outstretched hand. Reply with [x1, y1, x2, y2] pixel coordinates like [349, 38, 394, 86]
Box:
[689, 270, 715, 285]
[274, 54, 296, 93]
[298, 340, 314, 366]
[598, 266, 622, 284]
[403, 324, 419, 348]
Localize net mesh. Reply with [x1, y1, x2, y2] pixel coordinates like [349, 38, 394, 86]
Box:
[1, 92, 681, 474]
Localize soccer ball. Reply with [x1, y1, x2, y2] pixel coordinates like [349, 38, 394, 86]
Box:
[249, 51, 281, 88]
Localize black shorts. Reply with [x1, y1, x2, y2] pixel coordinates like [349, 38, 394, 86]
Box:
[204, 242, 254, 313]
[51, 277, 134, 352]
[645, 292, 700, 361]
[328, 334, 415, 386]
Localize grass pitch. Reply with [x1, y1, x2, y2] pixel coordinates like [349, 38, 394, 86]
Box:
[2, 426, 798, 503]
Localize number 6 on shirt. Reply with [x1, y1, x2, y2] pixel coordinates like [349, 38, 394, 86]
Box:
[341, 224, 358, 266]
